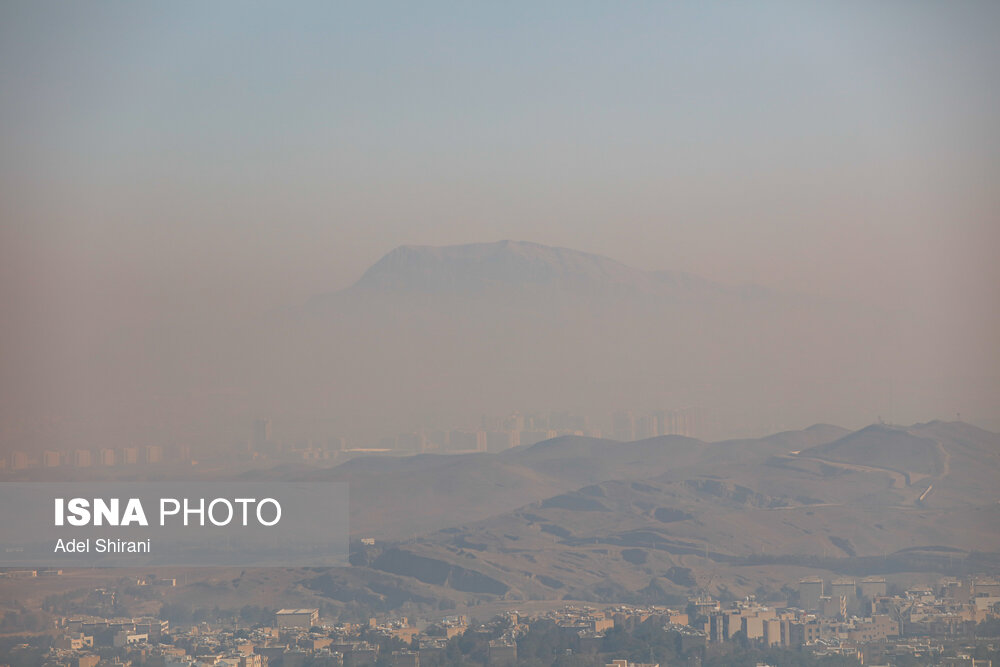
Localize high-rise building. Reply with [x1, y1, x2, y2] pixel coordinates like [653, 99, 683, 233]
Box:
[73, 450, 92, 468]
[174, 444, 193, 464]
[9, 451, 30, 470]
[831, 578, 858, 615]
[447, 430, 481, 452]
[860, 576, 887, 600]
[799, 578, 824, 611]
[635, 414, 657, 440]
[820, 595, 847, 619]
[612, 411, 635, 442]
[275, 608, 319, 629]
[252, 419, 272, 450]
[502, 412, 525, 432]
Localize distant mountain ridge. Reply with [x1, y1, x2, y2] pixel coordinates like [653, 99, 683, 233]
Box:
[357, 420, 999, 604]
[283, 240, 923, 443]
[261, 421, 1000, 541]
[302, 419, 1000, 612]
[350, 240, 720, 296]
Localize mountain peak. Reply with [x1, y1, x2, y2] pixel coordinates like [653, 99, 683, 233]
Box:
[351, 241, 710, 295]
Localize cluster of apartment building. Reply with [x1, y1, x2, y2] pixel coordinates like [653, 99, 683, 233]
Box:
[0, 567, 62, 579]
[890, 579, 1000, 636]
[0, 404, 710, 476]
[25, 575, 1000, 667]
[534, 604, 696, 654]
[39, 609, 470, 667]
[34, 605, 658, 667]
[543, 604, 688, 633]
[242, 407, 704, 464]
[378, 428, 557, 455]
[1, 444, 184, 472]
[241, 423, 588, 463]
[375, 406, 702, 455]
[798, 576, 1000, 633]
[611, 408, 699, 441]
[682, 576, 1000, 663]
[699, 595, 899, 648]
[40, 616, 171, 666]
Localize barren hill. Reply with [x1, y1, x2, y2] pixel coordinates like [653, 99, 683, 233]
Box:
[288, 427, 848, 540]
[325, 421, 1000, 608]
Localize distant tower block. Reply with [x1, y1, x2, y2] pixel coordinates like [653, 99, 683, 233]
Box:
[680, 409, 693, 437]
[252, 419, 272, 450]
[830, 578, 858, 615]
[120, 446, 139, 465]
[860, 576, 887, 599]
[142, 445, 162, 464]
[612, 411, 636, 441]
[799, 577, 824, 611]
[635, 414, 656, 440]
[73, 449, 92, 468]
[9, 451, 30, 470]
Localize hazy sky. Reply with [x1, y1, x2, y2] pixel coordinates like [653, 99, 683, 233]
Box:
[1, 2, 998, 443]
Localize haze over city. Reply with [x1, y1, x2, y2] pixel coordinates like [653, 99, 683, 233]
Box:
[1, 2, 998, 451]
[4, 5, 1000, 667]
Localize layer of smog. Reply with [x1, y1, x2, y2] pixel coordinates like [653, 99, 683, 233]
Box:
[1, 4, 998, 667]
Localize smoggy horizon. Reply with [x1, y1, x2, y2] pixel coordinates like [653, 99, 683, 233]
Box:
[2, 3, 998, 452]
